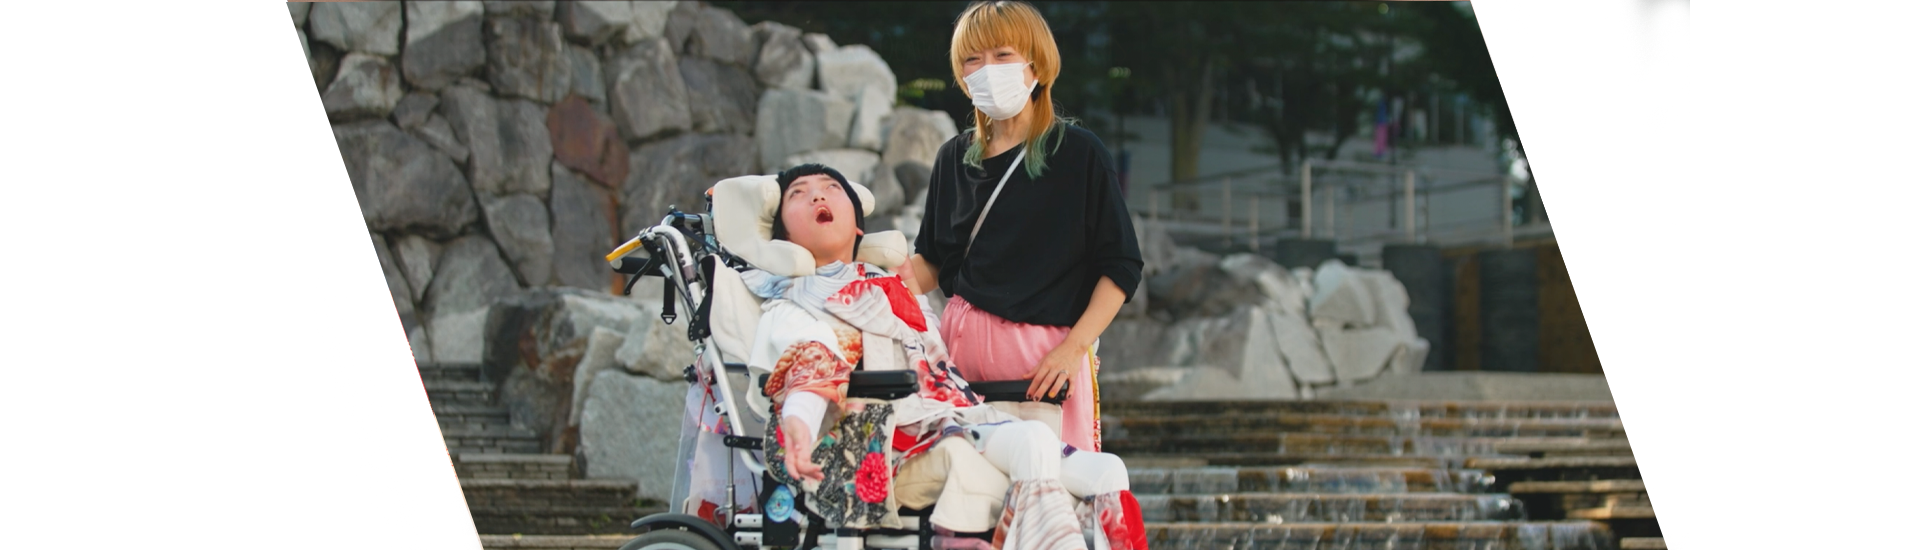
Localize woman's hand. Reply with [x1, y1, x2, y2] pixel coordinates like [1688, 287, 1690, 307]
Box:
[780, 416, 824, 483]
[896, 257, 922, 296]
[1023, 340, 1084, 400]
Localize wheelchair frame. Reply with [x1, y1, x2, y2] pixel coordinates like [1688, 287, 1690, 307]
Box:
[607, 198, 1077, 550]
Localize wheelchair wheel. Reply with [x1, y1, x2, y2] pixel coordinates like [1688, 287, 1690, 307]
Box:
[618, 527, 724, 550]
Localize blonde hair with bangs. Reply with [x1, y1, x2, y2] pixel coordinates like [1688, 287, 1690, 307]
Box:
[951, 1, 1069, 178]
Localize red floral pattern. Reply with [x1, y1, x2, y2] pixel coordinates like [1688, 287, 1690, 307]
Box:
[855, 451, 891, 503]
[764, 341, 852, 405]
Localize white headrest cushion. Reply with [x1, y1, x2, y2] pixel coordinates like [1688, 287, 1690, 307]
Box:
[708, 174, 912, 277]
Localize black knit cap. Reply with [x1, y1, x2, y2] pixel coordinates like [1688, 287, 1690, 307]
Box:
[772, 163, 865, 250]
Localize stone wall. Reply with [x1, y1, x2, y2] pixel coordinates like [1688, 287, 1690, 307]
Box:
[299, 1, 958, 498]
[302, 1, 1434, 495]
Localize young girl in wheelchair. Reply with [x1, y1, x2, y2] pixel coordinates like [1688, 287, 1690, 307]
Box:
[735, 163, 1145, 549]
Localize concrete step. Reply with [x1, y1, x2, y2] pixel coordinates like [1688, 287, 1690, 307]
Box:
[1103, 400, 1618, 420]
[1107, 413, 1625, 439]
[1493, 439, 1634, 458]
[1130, 466, 1495, 495]
[426, 380, 497, 406]
[470, 505, 665, 535]
[435, 404, 516, 432]
[455, 453, 575, 481]
[479, 534, 632, 550]
[1142, 520, 1616, 549]
[1118, 453, 1460, 469]
[1465, 457, 1642, 487]
[1621, 537, 1667, 549]
[1136, 493, 1525, 523]
[460, 479, 641, 510]
[1105, 433, 1591, 457]
[418, 362, 485, 383]
[444, 426, 544, 456]
[1508, 480, 1646, 494]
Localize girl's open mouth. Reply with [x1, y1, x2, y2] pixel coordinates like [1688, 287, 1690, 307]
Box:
[815, 206, 834, 224]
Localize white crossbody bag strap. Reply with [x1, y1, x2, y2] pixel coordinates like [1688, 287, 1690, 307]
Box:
[966, 147, 1026, 258]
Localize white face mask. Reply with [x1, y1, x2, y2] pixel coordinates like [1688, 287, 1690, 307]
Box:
[964, 62, 1037, 121]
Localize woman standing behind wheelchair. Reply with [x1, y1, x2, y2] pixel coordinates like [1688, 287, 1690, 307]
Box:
[901, 1, 1143, 453]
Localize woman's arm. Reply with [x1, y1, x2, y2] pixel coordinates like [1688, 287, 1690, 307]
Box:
[1027, 276, 1125, 400]
[901, 254, 940, 296]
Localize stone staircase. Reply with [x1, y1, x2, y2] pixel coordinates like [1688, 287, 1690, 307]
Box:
[421, 366, 1662, 549]
[1104, 400, 1663, 549]
[416, 362, 663, 548]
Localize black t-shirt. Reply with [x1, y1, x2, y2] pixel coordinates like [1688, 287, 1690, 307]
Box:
[914, 123, 1143, 327]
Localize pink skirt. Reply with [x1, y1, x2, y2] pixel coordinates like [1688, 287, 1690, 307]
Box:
[940, 295, 1099, 452]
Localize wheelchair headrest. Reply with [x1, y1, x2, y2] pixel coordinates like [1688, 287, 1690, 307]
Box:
[709, 174, 911, 277]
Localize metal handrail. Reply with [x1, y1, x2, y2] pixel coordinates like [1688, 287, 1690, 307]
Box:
[1136, 158, 1531, 257]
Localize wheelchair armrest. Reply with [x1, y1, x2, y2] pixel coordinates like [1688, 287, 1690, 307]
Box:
[847, 370, 917, 400]
[970, 380, 1068, 405]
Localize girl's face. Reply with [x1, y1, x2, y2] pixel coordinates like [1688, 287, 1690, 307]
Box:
[779, 174, 862, 265]
[960, 45, 1037, 88]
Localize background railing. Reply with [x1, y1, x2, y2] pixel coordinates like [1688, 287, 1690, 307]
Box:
[1134, 159, 1550, 266]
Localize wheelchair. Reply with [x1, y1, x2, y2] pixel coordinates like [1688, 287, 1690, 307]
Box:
[605, 175, 1094, 550]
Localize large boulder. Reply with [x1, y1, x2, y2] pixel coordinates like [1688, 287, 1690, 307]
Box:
[306, 34, 343, 91]
[580, 370, 686, 500]
[678, 57, 758, 135]
[409, 324, 434, 363]
[483, 288, 655, 452]
[663, 1, 700, 51]
[410, 113, 470, 164]
[441, 86, 555, 197]
[621, 133, 756, 237]
[1147, 257, 1263, 320]
[816, 45, 896, 101]
[847, 84, 893, 151]
[308, 1, 401, 55]
[322, 53, 405, 122]
[549, 162, 618, 292]
[425, 236, 521, 363]
[1094, 318, 1171, 373]
[568, 327, 627, 426]
[880, 107, 960, 199]
[607, 38, 693, 142]
[1141, 306, 1299, 401]
[1318, 326, 1402, 384]
[401, 1, 486, 90]
[392, 234, 443, 303]
[754, 89, 854, 174]
[480, 193, 556, 287]
[624, 0, 677, 43]
[1271, 313, 1336, 385]
[558, 1, 632, 46]
[391, 91, 439, 130]
[801, 33, 836, 54]
[613, 304, 697, 381]
[371, 232, 415, 321]
[546, 96, 629, 188]
[482, 1, 554, 19]
[750, 21, 813, 90]
[565, 45, 607, 107]
[687, 4, 754, 66]
[331, 121, 478, 237]
[486, 19, 573, 104]
[1308, 260, 1376, 328]
[289, 2, 310, 27]
[817, 46, 897, 151]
